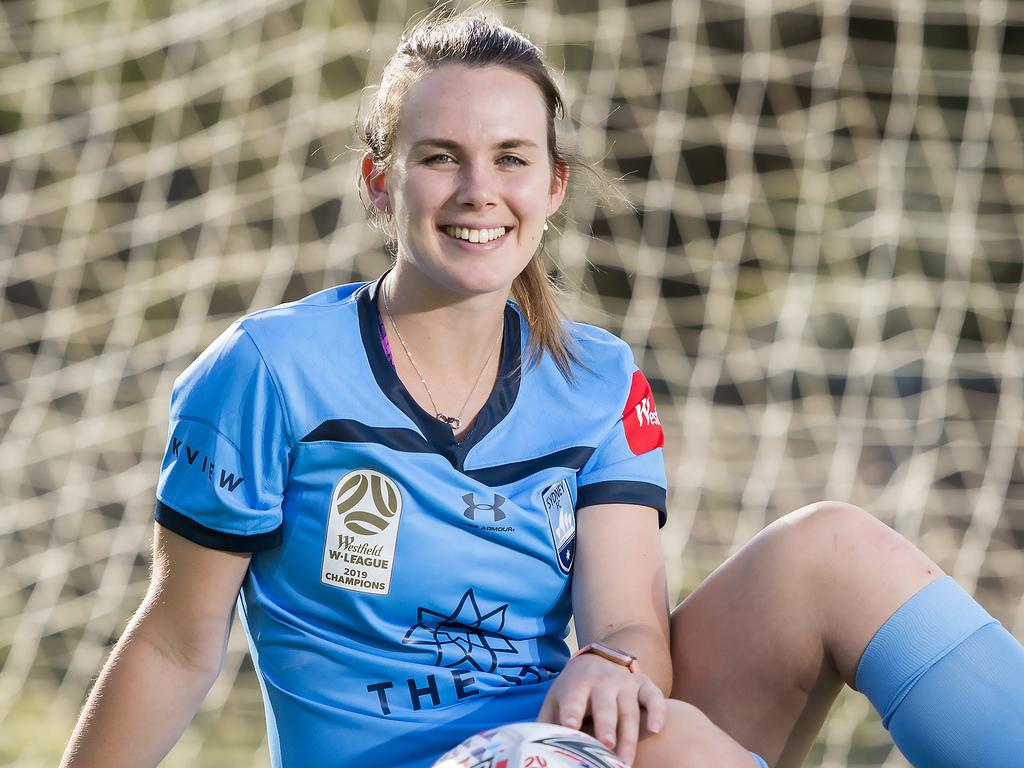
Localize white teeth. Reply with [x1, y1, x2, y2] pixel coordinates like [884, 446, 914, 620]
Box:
[443, 226, 507, 243]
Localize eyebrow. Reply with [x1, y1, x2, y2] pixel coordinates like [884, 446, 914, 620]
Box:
[410, 138, 541, 151]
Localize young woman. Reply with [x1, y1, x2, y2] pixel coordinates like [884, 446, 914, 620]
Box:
[61, 12, 1023, 768]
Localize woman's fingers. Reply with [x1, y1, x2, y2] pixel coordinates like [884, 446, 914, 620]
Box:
[588, 682, 622, 751]
[614, 688, 642, 764]
[536, 661, 666, 766]
[555, 684, 591, 730]
[638, 678, 666, 733]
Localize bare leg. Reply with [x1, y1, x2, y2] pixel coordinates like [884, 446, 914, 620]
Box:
[668, 502, 941, 767]
[632, 701, 758, 768]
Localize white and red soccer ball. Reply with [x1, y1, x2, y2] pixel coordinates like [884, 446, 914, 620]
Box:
[432, 721, 630, 768]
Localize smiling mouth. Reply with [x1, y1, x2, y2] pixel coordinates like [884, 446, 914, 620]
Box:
[440, 225, 508, 244]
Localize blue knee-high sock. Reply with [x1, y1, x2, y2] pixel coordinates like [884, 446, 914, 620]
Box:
[855, 576, 1024, 768]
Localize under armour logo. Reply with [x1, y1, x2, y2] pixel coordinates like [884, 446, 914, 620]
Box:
[462, 493, 507, 521]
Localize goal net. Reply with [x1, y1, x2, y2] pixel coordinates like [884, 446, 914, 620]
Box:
[2, 0, 1022, 765]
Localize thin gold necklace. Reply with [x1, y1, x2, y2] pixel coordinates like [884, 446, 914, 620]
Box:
[380, 278, 502, 430]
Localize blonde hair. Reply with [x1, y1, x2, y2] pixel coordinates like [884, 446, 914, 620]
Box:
[357, 10, 583, 381]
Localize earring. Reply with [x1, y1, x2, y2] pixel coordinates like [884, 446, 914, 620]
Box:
[543, 220, 549, 232]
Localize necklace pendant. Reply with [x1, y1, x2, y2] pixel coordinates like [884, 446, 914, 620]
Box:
[436, 412, 461, 429]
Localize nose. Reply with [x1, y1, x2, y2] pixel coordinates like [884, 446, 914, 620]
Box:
[454, 161, 498, 209]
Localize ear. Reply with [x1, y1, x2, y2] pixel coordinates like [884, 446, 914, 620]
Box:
[361, 153, 391, 214]
[547, 159, 569, 218]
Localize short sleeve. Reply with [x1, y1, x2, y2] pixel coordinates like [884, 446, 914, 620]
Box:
[576, 368, 668, 526]
[154, 323, 291, 551]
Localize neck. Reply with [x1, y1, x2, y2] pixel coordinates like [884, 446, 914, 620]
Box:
[380, 264, 508, 368]
[379, 266, 508, 435]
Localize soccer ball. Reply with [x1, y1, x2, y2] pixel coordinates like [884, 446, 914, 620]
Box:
[432, 721, 630, 768]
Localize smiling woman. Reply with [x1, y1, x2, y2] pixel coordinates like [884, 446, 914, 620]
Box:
[58, 11, 677, 768]
[358, 13, 582, 384]
[361, 63, 564, 334]
[57, 8, 1024, 768]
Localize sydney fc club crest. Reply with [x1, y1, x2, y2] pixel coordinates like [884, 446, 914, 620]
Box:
[541, 479, 575, 574]
[321, 469, 402, 594]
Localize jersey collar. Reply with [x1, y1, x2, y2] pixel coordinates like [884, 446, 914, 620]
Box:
[357, 274, 522, 470]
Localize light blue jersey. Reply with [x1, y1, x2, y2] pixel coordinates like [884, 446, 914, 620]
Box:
[155, 276, 667, 767]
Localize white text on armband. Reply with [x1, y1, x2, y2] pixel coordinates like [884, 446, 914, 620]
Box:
[634, 396, 660, 427]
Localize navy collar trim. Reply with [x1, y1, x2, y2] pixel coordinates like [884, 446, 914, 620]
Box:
[356, 274, 522, 470]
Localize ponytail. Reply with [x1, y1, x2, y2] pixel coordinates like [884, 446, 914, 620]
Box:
[511, 254, 582, 383]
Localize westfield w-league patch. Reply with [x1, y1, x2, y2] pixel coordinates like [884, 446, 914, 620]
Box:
[321, 469, 402, 594]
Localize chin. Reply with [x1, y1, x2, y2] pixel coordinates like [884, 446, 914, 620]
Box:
[444, 271, 520, 298]
[435, 256, 530, 297]
[403, 235, 533, 298]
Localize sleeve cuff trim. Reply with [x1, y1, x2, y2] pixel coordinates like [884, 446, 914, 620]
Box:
[576, 481, 668, 527]
[154, 500, 282, 552]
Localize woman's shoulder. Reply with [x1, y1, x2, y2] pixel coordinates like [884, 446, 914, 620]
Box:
[225, 280, 377, 356]
[518, 313, 641, 399]
[564, 318, 626, 346]
[562, 319, 636, 372]
[183, 281, 371, 379]
[238, 281, 367, 335]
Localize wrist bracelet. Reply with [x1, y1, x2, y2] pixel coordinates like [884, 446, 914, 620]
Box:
[574, 641, 639, 673]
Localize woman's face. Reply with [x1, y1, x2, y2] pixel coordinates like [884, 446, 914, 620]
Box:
[364, 64, 567, 299]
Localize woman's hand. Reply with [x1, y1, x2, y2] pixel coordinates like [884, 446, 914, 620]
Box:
[537, 651, 667, 766]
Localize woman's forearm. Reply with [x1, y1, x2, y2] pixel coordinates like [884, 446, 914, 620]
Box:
[60, 607, 223, 768]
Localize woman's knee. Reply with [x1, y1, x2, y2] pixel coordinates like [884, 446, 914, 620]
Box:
[770, 500, 928, 579]
[665, 503, 878, 682]
[774, 501, 943, 679]
[777, 500, 876, 542]
[667, 500, 941, 708]
[634, 699, 760, 768]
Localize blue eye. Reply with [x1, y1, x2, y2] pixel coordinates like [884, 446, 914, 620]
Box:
[498, 155, 527, 167]
[425, 154, 456, 165]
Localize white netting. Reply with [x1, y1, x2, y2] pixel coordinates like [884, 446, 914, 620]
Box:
[2, 0, 1022, 765]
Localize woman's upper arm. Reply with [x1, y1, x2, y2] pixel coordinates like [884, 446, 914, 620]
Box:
[136, 523, 252, 673]
[571, 502, 670, 647]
